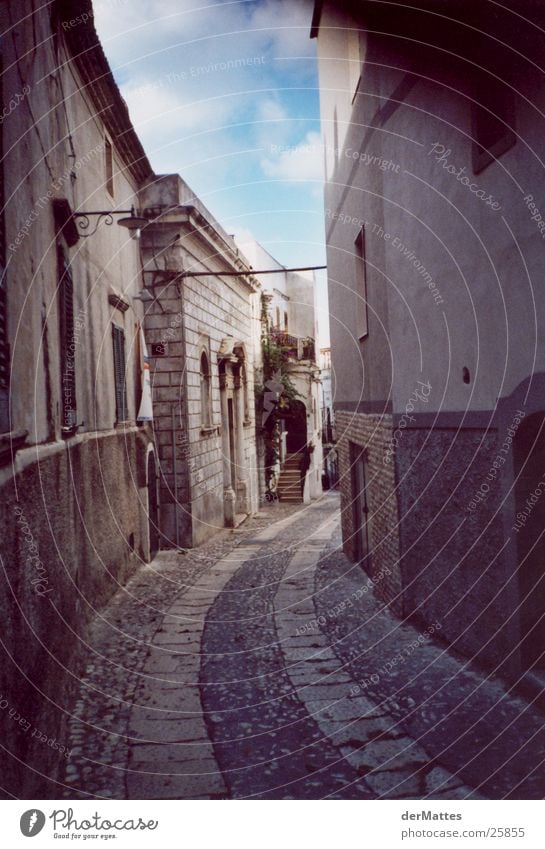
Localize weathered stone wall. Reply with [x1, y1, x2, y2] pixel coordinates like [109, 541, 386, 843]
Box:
[183, 263, 258, 545]
[141, 201, 260, 549]
[0, 430, 149, 798]
[0, 1, 155, 797]
[142, 286, 191, 548]
[335, 410, 402, 613]
[395, 427, 519, 680]
[336, 411, 520, 679]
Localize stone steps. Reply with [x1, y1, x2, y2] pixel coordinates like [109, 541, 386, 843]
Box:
[278, 454, 303, 503]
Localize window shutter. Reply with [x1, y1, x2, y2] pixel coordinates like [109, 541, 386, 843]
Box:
[112, 324, 128, 422]
[58, 245, 77, 433]
[0, 50, 8, 434]
[0, 285, 8, 392]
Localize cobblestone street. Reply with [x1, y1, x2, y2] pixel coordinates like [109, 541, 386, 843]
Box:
[63, 494, 545, 800]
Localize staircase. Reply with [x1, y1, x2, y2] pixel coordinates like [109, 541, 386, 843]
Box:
[277, 454, 303, 503]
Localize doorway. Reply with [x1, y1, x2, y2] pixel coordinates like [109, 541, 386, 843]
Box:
[228, 397, 236, 490]
[514, 412, 545, 670]
[147, 452, 159, 559]
[286, 400, 307, 456]
[350, 442, 371, 574]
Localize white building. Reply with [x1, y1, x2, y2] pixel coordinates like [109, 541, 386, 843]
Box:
[239, 239, 323, 503]
[319, 346, 337, 489]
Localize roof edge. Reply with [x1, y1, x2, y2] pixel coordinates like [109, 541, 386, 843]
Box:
[310, 0, 323, 38]
[53, 0, 153, 186]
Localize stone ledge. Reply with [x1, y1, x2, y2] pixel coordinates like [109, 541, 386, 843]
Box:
[0, 429, 28, 466]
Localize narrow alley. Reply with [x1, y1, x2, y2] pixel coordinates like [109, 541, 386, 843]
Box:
[62, 494, 545, 801]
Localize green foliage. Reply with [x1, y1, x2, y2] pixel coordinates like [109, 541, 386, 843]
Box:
[256, 294, 300, 423]
[255, 295, 301, 490]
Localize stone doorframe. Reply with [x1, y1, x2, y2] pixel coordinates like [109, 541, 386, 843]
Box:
[218, 340, 249, 527]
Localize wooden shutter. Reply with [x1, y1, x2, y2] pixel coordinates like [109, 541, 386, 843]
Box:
[112, 324, 128, 422]
[0, 50, 8, 433]
[58, 245, 77, 434]
[0, 285, 8, 391]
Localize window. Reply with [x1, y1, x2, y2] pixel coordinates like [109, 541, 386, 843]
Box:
[284, 311, 288, 332]
[472, 76, 516, 174]
[275, 306, 280, 329]
[105, 137, 114, 196]
[200, 351, 211, 428]
[0, 284, 8, 434]
[241, 361, 250, 424]
[354, 227, 368, 339]
[58, 246, 77, 435]
[0, 49, 8, 435]
[347, 28, 361, 102]
[112, 324, 128, 422]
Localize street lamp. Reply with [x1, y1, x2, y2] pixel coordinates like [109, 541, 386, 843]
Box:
[72, 206, 149, 238]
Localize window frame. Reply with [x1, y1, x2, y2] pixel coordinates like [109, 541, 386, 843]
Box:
[0, 50, 9, 435]
[58, 244, 78, 437]
[112, 323, 128, 424]
[354, 226, 369, 340]
[104, 136, 114, 197]
[471, 78, 516, 175]
[347, 28, 362, 104]
[200, 349, 213, 431]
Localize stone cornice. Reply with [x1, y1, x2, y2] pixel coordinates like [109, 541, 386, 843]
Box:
[144, 206, 260, 292]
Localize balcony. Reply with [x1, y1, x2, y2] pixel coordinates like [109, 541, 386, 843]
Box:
[271, 329, 315, 362]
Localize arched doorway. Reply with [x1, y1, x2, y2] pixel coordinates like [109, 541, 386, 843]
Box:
[147, 451, 159, 560]
[514, 412, 545, 670]
[285, 400, 307, 455]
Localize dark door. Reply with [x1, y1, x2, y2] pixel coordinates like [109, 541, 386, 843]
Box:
[147, 452, 159, 559]
[286, 400, 307, 455]
[228, 398, 236, 489]
[351, 443, 371, 574]
[515, 413, 545, 669]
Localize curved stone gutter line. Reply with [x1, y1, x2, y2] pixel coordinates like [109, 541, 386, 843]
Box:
[273, 529, 480, 799]
[125, 544, 262, 799]
[244, 496, 333, 543]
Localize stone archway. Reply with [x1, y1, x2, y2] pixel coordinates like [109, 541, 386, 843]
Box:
[285, 399, 308, 456]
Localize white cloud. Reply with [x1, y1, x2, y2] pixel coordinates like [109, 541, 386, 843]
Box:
[94, 0, 315, 85]
[231, 226, 258, 259]
[249, 0, 315, 58]
[120, 81, 234, 137]
[93, 1, 324, 267]
[260, 130, 324, 181]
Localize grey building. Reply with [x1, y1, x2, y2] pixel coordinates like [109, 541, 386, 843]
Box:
[312, 0, 545, 685]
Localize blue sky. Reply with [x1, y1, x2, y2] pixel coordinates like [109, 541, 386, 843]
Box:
[94, 0, 329, 344]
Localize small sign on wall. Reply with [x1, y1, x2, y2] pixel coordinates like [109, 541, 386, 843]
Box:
[151, 343, 167, 357]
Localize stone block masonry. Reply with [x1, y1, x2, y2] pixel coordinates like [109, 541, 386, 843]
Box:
[335, 411, 402, 614]
[395, 427, 519, 680]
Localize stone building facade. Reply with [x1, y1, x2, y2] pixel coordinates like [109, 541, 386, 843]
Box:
[139, 175, 260, 548]
[239, 239, 323, 503]
[312, 0, 545, 684]
[319, 346, 338, 489]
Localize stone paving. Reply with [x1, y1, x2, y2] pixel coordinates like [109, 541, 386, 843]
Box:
[63, 492, 545, 799]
